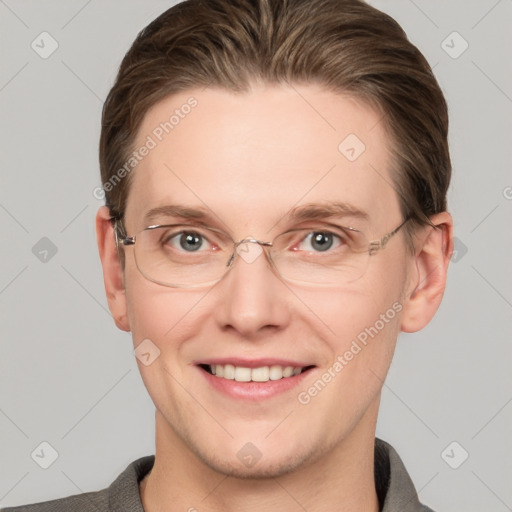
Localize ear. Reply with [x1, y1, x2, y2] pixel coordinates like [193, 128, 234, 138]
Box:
[400, 212, 454, 333]
[96, 206, 131, 332]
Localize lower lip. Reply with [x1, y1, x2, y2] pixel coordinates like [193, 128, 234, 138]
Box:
[197, 366, 314, 401]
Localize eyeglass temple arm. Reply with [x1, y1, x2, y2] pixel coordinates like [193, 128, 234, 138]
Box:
[112, 218, 136, 247]
[368, 218, 410, 255]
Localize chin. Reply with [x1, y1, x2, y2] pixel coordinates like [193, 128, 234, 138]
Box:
[198, 448, 315, 480]
[184, 429, 334, 480]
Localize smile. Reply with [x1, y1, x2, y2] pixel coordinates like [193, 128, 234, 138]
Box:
[201, 363, 313, 382]
[196, 359, 316, 400]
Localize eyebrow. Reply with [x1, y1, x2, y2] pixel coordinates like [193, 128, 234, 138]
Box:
[144, 204, 211, 224]
[144, 201, 369, 226]
[286, 201, 369, 223]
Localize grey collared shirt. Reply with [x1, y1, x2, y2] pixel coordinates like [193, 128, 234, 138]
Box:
[2, 438, 435, 511]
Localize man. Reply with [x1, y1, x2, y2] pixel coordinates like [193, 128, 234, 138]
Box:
[3, 0, 453, 510]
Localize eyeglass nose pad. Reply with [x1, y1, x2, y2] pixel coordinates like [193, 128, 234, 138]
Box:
[227, 238, 272, 267]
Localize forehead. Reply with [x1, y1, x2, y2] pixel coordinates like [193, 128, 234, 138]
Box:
[125, 83, 401, 233]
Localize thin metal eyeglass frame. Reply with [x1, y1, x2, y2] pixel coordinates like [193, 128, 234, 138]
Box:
[113, 217, 410, 287]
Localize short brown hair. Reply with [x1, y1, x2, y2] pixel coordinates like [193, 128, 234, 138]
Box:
[100, 0, 450, 249]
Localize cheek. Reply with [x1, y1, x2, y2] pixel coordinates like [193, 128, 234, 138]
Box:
[123, 262, 216, 365]
[297, 273, 404, 347]
[295, 254, 407, 380]
[328, 255, 407, 377]
[292, 287, 403, 447]
[123, 274, 205, 398]
[123, 262, 194, 345]
[332, 294, 401, 375]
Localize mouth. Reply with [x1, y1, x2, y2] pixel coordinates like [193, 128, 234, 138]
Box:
[195, 360, 316, 400]
[198, 363, 315, 382]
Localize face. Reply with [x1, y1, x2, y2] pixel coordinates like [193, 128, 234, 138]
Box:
[120, 83, 414, 477]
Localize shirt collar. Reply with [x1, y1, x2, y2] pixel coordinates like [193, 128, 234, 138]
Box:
[108, 438, 432, 512]
[375, 438, 433, 511]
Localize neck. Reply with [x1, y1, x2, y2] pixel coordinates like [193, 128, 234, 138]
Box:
[140, 400, 380, 512]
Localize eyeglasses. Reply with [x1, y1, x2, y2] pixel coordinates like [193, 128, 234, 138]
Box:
[114, 217, 410, 288]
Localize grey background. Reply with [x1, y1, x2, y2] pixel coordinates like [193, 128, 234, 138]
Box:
[1, 1, 511, 510]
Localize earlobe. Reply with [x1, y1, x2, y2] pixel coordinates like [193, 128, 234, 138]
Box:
[96, 206, 131, 332]
[400, 212, 454, 333]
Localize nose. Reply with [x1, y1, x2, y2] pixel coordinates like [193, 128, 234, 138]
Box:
[212, 240, 291, 339]
[226, 238, 272, 267]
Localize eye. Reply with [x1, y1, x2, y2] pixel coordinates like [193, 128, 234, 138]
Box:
[164, 230, 212, 252]
[299, 231, 343, 252]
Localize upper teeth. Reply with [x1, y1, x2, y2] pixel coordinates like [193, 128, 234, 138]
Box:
[210, 364, 303, 382]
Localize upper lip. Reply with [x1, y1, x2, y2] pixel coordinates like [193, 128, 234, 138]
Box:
[194, 358, 314, 368]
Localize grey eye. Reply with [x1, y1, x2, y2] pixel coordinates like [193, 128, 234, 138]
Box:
[162, 231, 209, 252]
[298, 231, 343, 252]
[309, 232, 335, 251]
[178, 232, 203, 251]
